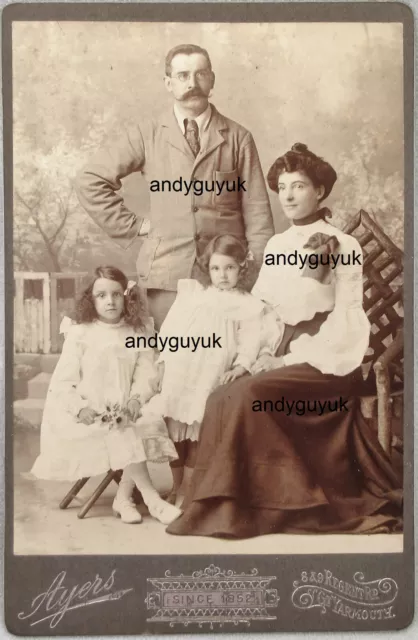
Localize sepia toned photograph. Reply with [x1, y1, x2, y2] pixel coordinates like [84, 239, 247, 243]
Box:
[11, 16, 405, 562]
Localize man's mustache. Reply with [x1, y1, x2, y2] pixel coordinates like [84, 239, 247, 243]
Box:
[180, 89, 206, 100]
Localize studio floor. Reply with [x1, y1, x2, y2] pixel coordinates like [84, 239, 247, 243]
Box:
[13, 427, 403, 556]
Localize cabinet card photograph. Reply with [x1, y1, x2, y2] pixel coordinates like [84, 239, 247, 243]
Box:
[4, 2, 414, 635]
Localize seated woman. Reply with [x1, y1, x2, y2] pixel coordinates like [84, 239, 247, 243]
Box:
[167, 142, 402, 539]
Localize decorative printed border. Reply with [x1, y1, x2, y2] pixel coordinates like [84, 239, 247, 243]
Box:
[2, 2, 414, 635]
[145, 564, 279, 628]
[291, 570, 399, 621]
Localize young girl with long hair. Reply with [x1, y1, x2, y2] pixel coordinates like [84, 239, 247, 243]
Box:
[31, 266, 181, 525]
[144, 235, 283, 504]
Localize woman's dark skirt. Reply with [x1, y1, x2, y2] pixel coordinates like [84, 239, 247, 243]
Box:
[167, 364, 402, 539]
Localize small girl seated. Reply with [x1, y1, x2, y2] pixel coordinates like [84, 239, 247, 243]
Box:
[31, 266, 181, 525]
[144, 234, 284, 503]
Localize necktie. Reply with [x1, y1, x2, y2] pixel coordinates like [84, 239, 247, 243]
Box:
[184, 119, 200, 157]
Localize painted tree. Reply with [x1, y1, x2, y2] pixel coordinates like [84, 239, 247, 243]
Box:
[13, 113, 117, 272]
[12, 21, 404, 273]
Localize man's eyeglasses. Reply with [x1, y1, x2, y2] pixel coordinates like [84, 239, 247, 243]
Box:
[170, 70, 212, 83]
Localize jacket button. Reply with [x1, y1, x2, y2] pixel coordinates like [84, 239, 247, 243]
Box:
[194, 233, 200, 242]
[192, 206, 199, 213]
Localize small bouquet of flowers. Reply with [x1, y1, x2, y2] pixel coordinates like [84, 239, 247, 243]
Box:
[98, 403, 130, 431]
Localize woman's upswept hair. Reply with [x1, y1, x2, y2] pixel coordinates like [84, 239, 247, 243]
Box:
[198, 234, 249, 290]
[267, 142, 337, 201]
[75, 266, 149, 331]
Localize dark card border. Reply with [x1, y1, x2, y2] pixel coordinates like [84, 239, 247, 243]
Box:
[2, 2, 415, 635]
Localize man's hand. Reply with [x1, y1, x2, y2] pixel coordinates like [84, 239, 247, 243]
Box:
[78, 407, 98, 425]
[220, 365, 247, 385]
[252, 354, 285, 374]
[127, 399, 142, 421]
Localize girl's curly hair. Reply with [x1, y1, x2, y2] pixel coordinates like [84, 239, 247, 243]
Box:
[198, 234, 250, 290]
[75, 266, 149, 331]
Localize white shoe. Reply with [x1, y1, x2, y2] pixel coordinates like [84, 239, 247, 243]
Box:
[146, 496, 182, 525]
[112, 496, 142, 524]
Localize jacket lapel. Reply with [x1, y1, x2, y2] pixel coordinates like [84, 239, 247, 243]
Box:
[158, 104, 228, 168]
[159, 108, 195, 160]
[194, 105, 227, 168]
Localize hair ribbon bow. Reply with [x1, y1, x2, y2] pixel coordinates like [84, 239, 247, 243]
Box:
[124, 280, 136, 296]
[239, 249, 255, 267]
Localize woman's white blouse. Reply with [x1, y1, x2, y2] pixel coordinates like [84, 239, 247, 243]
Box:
[252, 219, 370, 376]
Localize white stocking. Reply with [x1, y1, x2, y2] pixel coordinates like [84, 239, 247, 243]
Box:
[123, 462, 182, 525]
[123, 462, 160, 504]
[115, 471, 136, 502]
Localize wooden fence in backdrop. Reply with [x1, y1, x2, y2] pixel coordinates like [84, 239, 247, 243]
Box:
[14, 266, 403, 355]
[14, 272, 136, 354]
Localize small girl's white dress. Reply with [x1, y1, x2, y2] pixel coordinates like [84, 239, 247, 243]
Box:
[31, 319, 178, 481]
[144, 280, 284, 441]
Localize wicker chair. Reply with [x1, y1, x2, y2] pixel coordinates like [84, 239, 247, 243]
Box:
[343, 209, 404, 458]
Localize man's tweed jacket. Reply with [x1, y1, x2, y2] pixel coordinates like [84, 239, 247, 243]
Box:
[75, 104, 274, 291]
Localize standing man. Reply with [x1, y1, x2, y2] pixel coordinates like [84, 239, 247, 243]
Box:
[75, 44, 274, 329]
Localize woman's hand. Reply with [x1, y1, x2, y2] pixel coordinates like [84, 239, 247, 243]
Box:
[78, 407, 98, 425]
[252, 355, 285, 374]
[220, 365, 247, 385]
[127, 398, 142, 421]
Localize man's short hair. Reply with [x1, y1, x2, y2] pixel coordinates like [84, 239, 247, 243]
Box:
[165, 44, 212, 76]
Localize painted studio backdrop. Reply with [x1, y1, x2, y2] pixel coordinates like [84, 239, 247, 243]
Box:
[12, 21, 404, 555]
[14, 22, 403, 274]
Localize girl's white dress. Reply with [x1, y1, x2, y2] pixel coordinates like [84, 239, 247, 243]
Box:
[144, 280, 283, 441]
[31, 319, 178, 482]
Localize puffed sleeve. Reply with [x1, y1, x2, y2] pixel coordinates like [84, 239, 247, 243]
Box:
[129, 348, 159, 405]
[46, 325, 89, 417]
[157, 279, 204, 362]
[233, 314, 263, 371]
[257, 306, 285, 358]
[283, 234, 371, 376]
[229, 296, 265, 371]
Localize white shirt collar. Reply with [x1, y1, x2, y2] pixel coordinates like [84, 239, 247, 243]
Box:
[174, 103, 212, 135]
